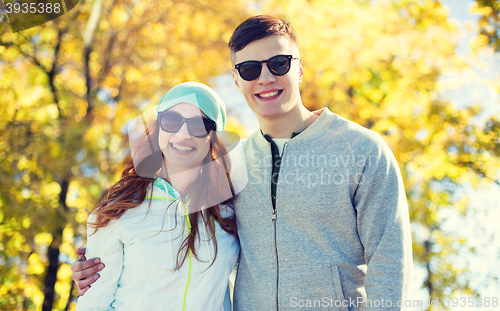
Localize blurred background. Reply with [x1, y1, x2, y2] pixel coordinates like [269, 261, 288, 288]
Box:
[0, 0, 499, 310]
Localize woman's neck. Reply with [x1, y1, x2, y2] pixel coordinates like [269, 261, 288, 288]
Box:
[159, 162, 201, 197]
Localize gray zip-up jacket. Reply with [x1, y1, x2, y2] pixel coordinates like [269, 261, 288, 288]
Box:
[233, 108, 412, 311]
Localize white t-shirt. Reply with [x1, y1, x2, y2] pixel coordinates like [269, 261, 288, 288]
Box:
[272, 138, 290, 156]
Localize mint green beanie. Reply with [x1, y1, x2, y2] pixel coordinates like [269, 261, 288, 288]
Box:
[156, 82, 226, 131]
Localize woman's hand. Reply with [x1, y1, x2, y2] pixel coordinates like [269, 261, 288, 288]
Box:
[71, 247, 105, 296]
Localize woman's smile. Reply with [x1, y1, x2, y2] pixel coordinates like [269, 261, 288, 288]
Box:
[170, 142, 195, 152]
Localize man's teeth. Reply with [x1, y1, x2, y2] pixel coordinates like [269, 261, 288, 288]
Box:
[259, 91, 280, 98]
[171, 143, 193, 151]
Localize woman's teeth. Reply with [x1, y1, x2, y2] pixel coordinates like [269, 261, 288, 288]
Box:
[258, 91, 280, 98]
[171, 143, 193, 151]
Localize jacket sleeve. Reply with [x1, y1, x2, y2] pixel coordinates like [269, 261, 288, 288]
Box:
[76, 214, 124, 311]
[353, 134, 413, 309]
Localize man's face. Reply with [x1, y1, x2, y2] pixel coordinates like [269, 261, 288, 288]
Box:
[232, 35, 303, 120]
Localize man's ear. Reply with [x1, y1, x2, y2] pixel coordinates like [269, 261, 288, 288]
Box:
[298, 59, 304, 84]
[232, 69, 242, 93]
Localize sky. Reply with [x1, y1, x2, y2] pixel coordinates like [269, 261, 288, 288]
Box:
[213, 74, 260, 136]
[438, 0, 500, 125]
[214, 0, 500, 308]
[438, 1, 500, 308]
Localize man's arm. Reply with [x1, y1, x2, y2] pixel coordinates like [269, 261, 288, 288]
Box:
[71, 247, 105, 296]
[75, 216, 124, 310]
[353, 134, 413, 307]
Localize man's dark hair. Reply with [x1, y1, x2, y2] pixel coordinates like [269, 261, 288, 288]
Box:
[229, 15, 298, 64]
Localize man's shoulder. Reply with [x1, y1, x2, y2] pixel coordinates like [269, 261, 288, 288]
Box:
[328, 112, 378, 138]
[313, 111, 388, 152]
[240, 131, 262, 148]
[240, 111, 389, 153]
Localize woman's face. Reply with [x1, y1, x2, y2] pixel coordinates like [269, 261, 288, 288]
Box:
[158, 103, 212, 172]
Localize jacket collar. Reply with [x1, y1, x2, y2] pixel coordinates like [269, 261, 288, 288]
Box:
[254, 107, 333, 146]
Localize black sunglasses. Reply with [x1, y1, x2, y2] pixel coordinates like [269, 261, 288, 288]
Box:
[234, 54, 300, 81]
[158, 111, 215, 138]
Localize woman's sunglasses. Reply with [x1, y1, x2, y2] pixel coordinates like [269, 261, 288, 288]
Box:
[158, 111, 215, 138]
[234, 54, 300, 81]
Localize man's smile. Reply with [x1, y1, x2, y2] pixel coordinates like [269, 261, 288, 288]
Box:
[256, 89, 283, 100]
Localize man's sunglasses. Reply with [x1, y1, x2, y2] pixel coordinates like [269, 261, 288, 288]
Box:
[234, 54, 299, 81]
[158, 111, 215, 138]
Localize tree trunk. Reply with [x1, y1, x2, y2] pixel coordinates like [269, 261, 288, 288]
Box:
[424, 239, 434, 311]
[64, 281, 75, 311]
[42, 229, 62, 311]
[42, 178, 69, 310]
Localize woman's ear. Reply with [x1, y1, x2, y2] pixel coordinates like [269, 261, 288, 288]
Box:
[210, 138, 215, 159]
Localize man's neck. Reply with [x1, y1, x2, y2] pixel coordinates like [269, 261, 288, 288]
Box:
[258, 105, 318, 138]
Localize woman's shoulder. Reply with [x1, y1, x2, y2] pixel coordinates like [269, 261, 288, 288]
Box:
[88, 193, 158, 224]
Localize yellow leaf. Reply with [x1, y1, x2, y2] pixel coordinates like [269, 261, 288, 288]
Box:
[34, 232, 53, 246]
[28, 253, 45, 275]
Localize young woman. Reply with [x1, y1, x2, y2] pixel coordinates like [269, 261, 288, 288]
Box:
[76, 82, 240, 311]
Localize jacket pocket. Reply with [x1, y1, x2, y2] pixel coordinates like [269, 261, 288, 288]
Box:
[331, 265, 349, 311]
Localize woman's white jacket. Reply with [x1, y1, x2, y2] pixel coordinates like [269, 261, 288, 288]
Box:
[76, 178, 240, 311]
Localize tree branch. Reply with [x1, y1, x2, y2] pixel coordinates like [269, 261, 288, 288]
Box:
[83, 0, 105, 116]
[49, 28, 65, 118]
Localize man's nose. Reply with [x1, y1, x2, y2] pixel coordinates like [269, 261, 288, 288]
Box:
[257, 63, 277, 83]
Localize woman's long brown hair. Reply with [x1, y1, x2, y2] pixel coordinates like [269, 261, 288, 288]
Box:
[88, 119, 238, 270]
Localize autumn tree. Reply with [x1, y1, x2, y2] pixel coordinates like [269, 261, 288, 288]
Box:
[473, 0, 500, 52]
[0, 0, 247, 310]
[467, 0, 500, 183]
[2, 0, 499, 310]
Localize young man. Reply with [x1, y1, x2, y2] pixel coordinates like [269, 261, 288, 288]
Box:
[72, 15, 412, 310]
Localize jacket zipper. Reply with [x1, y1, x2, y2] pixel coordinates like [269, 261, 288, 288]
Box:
[153, 180, 192, 310]
[273, 142, 288, 311]
[273, 211, 279, 311]
[182, 205, 193, 311]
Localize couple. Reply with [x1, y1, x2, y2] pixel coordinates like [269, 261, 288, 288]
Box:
[74, 15, 413, 310]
